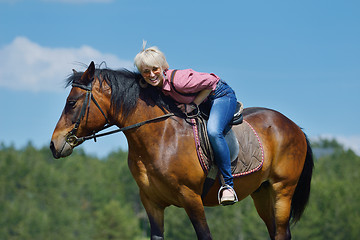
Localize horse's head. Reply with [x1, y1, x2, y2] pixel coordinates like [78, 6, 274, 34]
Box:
[50, 62, 111, 159]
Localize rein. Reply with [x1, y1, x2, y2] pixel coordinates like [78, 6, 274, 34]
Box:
[77, 112, 175, 143]
[65, 80, 174, 147]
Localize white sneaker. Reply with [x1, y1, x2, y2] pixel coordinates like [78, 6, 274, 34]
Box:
[218, 186, 238, 206]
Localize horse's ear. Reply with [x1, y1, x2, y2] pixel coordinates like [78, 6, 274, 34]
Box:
[88, 61, 95, 77]
[85, 61, 95, 79]
[72, 69, 78, 74]
[80, 61, 95, 84]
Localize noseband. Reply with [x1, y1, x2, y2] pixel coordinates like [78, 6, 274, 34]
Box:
[65, 80, 110, 148]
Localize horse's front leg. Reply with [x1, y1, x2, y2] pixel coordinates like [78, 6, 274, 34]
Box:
[181, 188, 213, 240]
[140, 190, 165, 240]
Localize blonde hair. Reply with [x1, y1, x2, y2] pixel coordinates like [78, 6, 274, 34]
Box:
[134, 41, 169, 72]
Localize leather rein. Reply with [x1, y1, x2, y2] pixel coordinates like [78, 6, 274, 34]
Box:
[65, 80, 174, 148]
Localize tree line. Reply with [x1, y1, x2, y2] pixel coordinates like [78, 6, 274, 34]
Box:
[0, 139, 359, 239]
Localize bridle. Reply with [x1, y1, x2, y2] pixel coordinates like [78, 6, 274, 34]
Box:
[65, 79, 111, 148]
[65, 79, 174, 148]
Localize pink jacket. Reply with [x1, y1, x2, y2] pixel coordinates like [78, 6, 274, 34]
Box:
[162, 69, 220, 104]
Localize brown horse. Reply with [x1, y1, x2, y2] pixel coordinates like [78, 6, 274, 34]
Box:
[50, 62, 313, 240]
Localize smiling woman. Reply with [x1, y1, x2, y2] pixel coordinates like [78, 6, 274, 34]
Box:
[134, 43, 241, 205]
[141, 66, 163, 87]
[134, 45, 169, 87]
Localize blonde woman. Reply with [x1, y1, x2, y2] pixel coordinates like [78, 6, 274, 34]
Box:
[134, 44, 238, 205]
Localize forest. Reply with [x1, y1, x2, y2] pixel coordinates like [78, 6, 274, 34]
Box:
[0, 139, 359, 240]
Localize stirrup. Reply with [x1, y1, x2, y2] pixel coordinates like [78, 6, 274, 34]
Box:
[218, 184, 238, 206]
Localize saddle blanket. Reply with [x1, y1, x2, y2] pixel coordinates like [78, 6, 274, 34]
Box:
[191, 118, 264, 178]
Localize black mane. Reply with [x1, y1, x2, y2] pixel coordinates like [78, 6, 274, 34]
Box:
[66, 68, 181, 118]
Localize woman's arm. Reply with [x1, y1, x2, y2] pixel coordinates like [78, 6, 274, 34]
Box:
[178, 88, 212, 113]
[193, 89, 212, 106]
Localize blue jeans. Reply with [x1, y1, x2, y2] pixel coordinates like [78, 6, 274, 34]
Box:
[207, 80, 237, 187]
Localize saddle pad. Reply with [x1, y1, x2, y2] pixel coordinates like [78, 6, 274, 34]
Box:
[191, 119, 264, 178]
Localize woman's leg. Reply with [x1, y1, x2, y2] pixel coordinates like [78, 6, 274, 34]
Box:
[207, 95, 237, 187]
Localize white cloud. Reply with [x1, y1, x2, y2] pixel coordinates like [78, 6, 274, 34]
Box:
[0, 37, 133, 92]
[313, 134, 360, 156]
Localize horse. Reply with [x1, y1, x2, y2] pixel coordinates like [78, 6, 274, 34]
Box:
[50, 62, 313, 240]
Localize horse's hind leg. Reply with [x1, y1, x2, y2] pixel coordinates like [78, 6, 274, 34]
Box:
[272, 181, 296, 240]
[251, 181, 276, 240]
[251, 181, 294, 240]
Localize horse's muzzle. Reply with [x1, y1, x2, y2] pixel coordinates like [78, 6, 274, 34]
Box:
[50, 139, 73, 159]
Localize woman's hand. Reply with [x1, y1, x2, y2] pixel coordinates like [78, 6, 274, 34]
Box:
[178, 103, 197, 113]
[177, 89, 212, 116]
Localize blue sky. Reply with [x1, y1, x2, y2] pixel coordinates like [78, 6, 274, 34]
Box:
[0, 0, 359, 157]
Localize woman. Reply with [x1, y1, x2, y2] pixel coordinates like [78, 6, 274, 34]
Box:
[134, 44, 238, 205]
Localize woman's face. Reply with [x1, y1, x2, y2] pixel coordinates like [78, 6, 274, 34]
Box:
[141, 66, 164, 87]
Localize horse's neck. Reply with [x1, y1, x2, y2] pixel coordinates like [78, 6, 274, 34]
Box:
[119, 99, 163, 125]
[120, 99, 189, 157]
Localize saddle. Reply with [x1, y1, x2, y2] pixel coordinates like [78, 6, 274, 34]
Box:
[193, 102, 243, 167]
[189, 102, 265, 199]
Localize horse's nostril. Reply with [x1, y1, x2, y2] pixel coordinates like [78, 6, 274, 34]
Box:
[50, 141, 59, 158]
[50, 141, 55, 151]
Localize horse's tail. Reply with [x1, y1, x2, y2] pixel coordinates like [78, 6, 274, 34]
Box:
[290, 133, 314, 225]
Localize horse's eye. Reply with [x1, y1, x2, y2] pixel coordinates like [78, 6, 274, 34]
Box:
[67, 100, 76, 108]
[65, 100, 77, 113]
